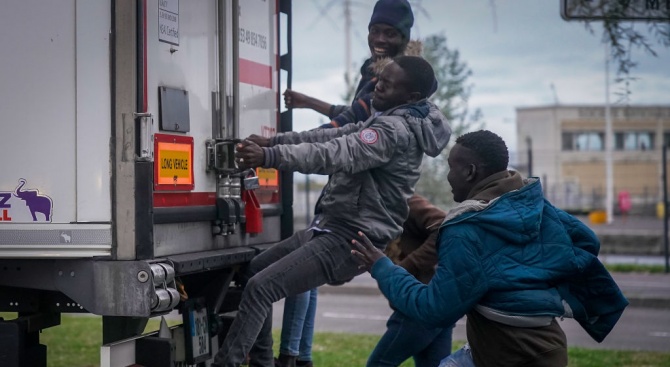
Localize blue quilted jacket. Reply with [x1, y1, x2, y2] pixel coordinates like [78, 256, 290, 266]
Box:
[372, 178, 628, 342]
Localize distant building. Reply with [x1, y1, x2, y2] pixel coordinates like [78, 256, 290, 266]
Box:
[516, 105, 670, 215]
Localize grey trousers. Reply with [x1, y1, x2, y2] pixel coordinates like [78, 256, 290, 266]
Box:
[212, 229, 364, 367]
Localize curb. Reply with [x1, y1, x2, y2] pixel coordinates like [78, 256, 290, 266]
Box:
[626, 298, 670, 310]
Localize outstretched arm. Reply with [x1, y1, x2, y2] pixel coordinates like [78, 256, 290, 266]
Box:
[272, 121, 362, 146]
[262, 118, 400, 175]
[235, 140, 265, 169]
[323, 96, 372, 129]
[354, 229, 488, 328]
[283, 89, 333, 117]
[397, 231, 439, 278]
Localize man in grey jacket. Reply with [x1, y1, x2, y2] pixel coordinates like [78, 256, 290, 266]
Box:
[211, 55, 451, 367]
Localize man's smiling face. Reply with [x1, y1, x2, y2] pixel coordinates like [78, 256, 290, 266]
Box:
[368, 23, 405, 61]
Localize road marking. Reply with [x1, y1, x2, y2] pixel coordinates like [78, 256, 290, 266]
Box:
[649, 332, 670, 338]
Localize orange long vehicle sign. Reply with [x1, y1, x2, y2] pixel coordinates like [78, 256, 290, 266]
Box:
[154, 133, 194, 191]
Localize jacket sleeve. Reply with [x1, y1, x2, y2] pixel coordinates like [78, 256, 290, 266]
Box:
[272, 121, 362, 145]
[263, 117, 402, 175]
[397, 198, 446, 277]
[371, 229, 488, 328]
[329, 98, 372, 128]
[329, 77, 374, 120]
[559, 208, 600, 256]
[555, 206, 629, 342]
[329, 104, 349, 119]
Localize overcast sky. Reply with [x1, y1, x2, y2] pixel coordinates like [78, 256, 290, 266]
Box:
[284, 0, 670, 162]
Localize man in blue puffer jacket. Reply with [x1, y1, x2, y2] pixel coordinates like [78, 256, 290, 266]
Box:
[352, 130, 628, 367]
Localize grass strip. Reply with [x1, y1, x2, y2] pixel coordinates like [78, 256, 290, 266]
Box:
[0, 314, 665, 367]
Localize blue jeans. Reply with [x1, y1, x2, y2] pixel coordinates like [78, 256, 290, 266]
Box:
[367, 310, 454, 367]
[212, 229, 363, 367]
[280, 288, 318, 361]
[438, 344, 475, 367]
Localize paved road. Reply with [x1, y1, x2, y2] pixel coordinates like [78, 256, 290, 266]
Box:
[272, 291, 670, 353]
[268, 269, 670, 353]
[270, 215, 670, 352]
[317, 270, 670, 309]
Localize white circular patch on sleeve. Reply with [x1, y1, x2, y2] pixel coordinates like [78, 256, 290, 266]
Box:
[359, 128, 379, 144]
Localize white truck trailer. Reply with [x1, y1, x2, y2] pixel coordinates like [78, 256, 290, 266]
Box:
[0, 0, 294, 365]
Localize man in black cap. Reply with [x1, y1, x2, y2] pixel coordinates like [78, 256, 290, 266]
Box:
[283, 0, 415, 121]
[273, 3, 418, 366]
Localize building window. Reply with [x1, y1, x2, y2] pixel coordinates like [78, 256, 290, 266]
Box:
[614, 131, 654, 151]
[562, 132, 604, 151]
[663, 132, 670, 148]
[562, 132, 573, 151]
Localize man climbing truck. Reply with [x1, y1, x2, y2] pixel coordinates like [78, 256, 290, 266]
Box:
[0, 0, 293, 366]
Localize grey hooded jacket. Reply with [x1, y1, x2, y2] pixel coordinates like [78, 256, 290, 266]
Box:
[262, 100, 451, 247]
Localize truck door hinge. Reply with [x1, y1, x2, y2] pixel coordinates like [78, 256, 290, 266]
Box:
[134, 112, 154, 161]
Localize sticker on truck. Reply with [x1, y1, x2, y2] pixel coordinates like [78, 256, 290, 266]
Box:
[154, 133, 195, 191]
[0, 178, 53, 223]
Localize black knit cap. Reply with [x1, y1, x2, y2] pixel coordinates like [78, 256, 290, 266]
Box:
[368, 0, 414, 39]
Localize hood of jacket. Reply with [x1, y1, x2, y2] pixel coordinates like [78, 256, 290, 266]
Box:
[373, 100, 451, 158]
[444, 173, 542, 246]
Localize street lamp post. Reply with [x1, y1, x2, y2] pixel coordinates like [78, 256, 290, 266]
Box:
[526, 136, 533, 178]
[663, 145, 669, 273]
[604, 42, 614, 224]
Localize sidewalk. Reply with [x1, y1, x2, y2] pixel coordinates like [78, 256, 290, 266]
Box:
[576, 214, 666, 234]
[320, 270, 670, 309]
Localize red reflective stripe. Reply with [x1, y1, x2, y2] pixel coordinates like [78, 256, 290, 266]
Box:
[239, 58, 273, 88]
[153, 192, 216, 207]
